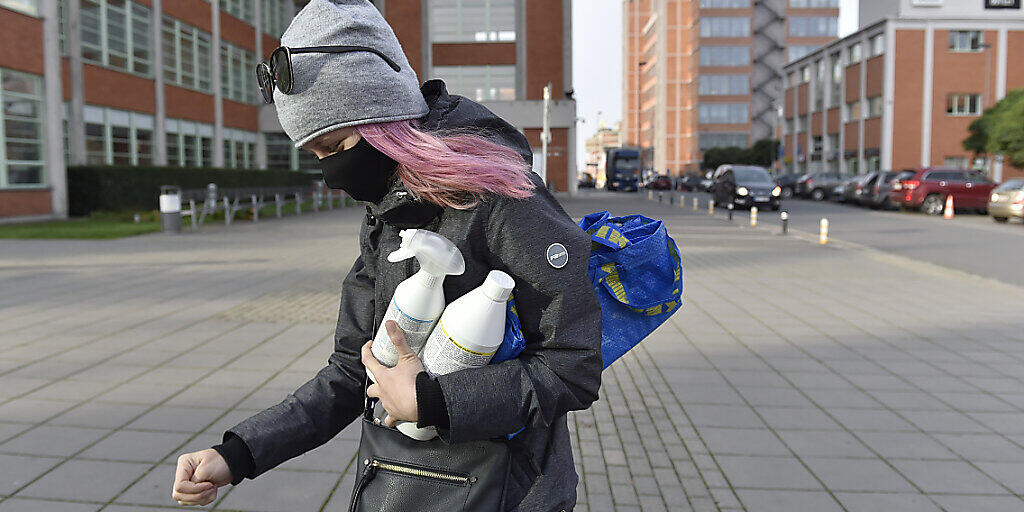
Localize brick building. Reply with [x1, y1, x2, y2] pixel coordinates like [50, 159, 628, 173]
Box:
[378, 0, 577, 193]
[622, 0, 838, 177]
[0, 0, 575, 221]
[782, 0, 1024, 181]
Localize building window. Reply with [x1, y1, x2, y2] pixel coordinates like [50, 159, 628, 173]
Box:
[827, 133, 839, 152]
[265, 133, 292, 170]
[221, 42, 257, 104]
[788, 45, 817, 62]
[698, 132, 748, 151]
[700, 17, 750, 38]
[223, 129, 258, 169]
[870, 34, 885, 57]
[848, 42, 862, 64]
[1, 69, 46, 188]
[60, 0, 153, 76]
[430, 0, 516, 43]
[867, 96, 883, 118]
[700, 46, 750, 66]
[698, 75, 749, 95]
[162, 17, 213, 92]
[698, 103, 749, 124]
[699, 0, 750, 8]
[947, 94, 981, 116]
[829, 53, 842, 107]
[843, 99, 861, 121]
[1, 0, 37, 15]
[812, 59, 825, 111]
[949, 30, 984, 52]
[789, 17, 837, 38]
[165, 118, 213, 167]
[800, 66, 810, 83]
[261, 0, 291, 38]
[76, 105, 155, 166]
[944, 156, 969, 168]
[789, 0, 839, 7]
[221, 0, 254, 23]
[431, 65, 515, 101]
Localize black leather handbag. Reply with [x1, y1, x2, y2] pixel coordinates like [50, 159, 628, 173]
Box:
[349, 391, 512, 512]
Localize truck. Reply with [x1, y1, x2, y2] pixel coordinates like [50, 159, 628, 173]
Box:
[605, 147, 642, 192]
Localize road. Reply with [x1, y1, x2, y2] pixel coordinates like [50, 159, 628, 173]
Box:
[1, 191, 1023, 511]
[657, 190, 1024, 286]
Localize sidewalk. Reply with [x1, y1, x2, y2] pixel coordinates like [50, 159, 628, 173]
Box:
[1, 193, 1023, 511]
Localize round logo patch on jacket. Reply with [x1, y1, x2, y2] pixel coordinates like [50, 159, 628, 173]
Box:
[546, 243, 569, 269]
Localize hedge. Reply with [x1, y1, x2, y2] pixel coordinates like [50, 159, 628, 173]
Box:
[68, 165, 319, 216]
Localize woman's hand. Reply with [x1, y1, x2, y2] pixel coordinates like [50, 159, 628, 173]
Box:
[171, 449, 232, 506]
[363, 320, 424, 426]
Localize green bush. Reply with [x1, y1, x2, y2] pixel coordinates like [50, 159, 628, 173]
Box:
[68, 165, 319, 216]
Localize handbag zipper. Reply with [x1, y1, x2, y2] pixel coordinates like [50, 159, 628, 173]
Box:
[368, 459, 471, 485]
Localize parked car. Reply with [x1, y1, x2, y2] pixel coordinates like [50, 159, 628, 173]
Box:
[863, 170, 901, 209]
[798, 172, 845, 201]
[889, 168, 998, 215]
[988, 179, 1024, 223]
[840, 174, 872, 203]
[678, 174, 704, 191]
[700, 172, 714, 192]
[774, 173, 803, 199]
[647, 175, 673, 190]
[710, 164, 782, 210]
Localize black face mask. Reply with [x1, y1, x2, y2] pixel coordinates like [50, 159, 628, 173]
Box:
[319, 138, 398, 203]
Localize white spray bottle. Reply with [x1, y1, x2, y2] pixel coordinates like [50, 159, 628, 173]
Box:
[396, 270, 515, 441]
[369, 229, 465, 382]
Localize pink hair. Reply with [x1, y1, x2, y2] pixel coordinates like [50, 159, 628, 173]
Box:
[355, 120, 535, 209]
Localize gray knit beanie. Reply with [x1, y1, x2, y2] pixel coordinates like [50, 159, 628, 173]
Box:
[275, 0, 428, 148]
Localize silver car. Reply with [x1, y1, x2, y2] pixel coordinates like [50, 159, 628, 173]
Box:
[988, 179, 1024, 223]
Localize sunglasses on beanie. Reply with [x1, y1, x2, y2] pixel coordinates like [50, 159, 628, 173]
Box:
[255, 45, 402, 103]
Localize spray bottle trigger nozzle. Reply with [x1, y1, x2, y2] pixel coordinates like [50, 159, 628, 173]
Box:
[387, 247, 416, 263]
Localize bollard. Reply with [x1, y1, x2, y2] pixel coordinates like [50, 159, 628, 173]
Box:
[750, 206, 758, 227]
[294, 192, 302, 214]
[158, 185, 183, 234]
[727, 202, 734, 221]
[708, 199, 715, 216]
[275, 193, 283, 218]
[251, 194, 259, 222]
[819, 218, 829, 245]
[648, 190, 653, 201]
[693, 197, 699, 211]
[327, 190, 334, 210]
[669, 193, 674, 206]
[943, 195, 954, 219]
[781, 211, 789, 235]
[679, 195, 685, 208]
[659, 192, 663, 203]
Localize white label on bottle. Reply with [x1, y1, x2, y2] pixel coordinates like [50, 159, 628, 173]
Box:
[371, 299, 437, 367]
[421, 320, 496, 377]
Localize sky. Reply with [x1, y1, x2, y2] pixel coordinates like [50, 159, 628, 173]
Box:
[571, 0, 861, 169]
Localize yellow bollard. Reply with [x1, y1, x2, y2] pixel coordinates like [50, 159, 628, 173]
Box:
[819, 218, 829, 245]
[708, 199, 715, 216]
[680, 195, 685, 208]
[648, 190, 653, 200]
[750, 206, 758, 227]
[693, 197, 698, 211]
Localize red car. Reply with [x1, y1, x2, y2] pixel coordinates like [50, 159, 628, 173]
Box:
[889, 168, 998, 215]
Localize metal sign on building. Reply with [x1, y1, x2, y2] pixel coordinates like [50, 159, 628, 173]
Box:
[985, 0, 1021, 8]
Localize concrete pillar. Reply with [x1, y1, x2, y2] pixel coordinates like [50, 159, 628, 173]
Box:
[66, 0, 86, 165]
[42, 0, 68, 217]
[152, 0, 167, 166]
[212, 0, 224, 167]
[253, 0, 267, 169]
[920, 24, 934, 168]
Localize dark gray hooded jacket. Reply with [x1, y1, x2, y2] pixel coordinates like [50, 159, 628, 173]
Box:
[225, 80, 603, 511]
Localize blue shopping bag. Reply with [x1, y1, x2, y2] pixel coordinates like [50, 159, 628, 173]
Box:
[579, 211, 683, 368]
[492, 211, 682, 369]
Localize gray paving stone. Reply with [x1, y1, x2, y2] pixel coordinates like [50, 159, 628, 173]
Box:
[776, 429, 874, 458]
[78, 430, 192, 463]
[714, 456, 821, 490]
[834, 493, 942, 512]
[0, 425, 109, 458]
[931, 494, 1024, 512]
[734, 489, 843, 512]
[17, 459, 152, 502]
[802, 457, 917, 492]
[857, 431, 957, 459]
[889, 459, 1007, 494]
[0, 498, 100, 512]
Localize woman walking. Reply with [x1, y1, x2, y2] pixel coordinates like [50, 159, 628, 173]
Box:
[171, 1, 601, 510]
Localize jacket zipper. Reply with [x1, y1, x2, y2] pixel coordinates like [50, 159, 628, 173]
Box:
[369, 459, 470, 485]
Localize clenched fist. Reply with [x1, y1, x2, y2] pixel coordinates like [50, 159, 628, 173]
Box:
[172, 449, 232, 506]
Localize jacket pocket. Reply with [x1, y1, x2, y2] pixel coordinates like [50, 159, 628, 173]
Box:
[350, 458, 473, 512]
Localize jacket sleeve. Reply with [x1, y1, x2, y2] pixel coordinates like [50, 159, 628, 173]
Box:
[435, 185, 603, 443]
[224, 249, 375, 477]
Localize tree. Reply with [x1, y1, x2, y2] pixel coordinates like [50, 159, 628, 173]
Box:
[963, 89, 1024, 165]
[989, 93, 1024, 168]
[701, 139, 780, 170]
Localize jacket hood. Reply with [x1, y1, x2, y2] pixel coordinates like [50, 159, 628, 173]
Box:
[368, 80, 535, 227]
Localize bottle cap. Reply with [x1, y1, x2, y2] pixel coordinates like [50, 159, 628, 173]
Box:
[481, 270, 515, 302]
